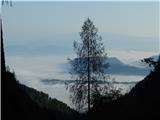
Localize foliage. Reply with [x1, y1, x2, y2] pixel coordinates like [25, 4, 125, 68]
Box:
[91, 79, 122, 107]
[90, 57, 160, 119]
[20, 84, 76, 115]
[67, 18, 109, 111]
[5, 69, 80, 120]
[141, 55, 160, 69]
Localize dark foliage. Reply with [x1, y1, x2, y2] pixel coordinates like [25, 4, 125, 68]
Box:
[90, 60, 160, 119]
[20, 83, 77, 115]
[67, 18, 109, 111]
[4, 69, 82, 120]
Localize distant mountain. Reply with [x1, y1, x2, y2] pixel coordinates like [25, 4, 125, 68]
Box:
[6, 32, 158, 56]
[106, 57, 150, 75]
[41, 79, 138, 85]
[62, 57, 150, 76]
[41, 79, 74, 85]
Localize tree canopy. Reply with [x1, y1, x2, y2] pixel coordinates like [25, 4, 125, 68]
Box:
[67, 18, 109, 111]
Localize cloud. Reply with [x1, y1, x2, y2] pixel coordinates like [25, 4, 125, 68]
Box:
[107, 50, 159, 63]
[6, 54, 74, 82]
[5, 50, 155, 105]
[6, 50, 158, 85]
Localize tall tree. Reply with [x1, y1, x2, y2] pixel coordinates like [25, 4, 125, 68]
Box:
[67, 18, 109, 112]
[1, 0, 12, 73]
[1, 17, 5, 74]
[1, 1, 12, 119]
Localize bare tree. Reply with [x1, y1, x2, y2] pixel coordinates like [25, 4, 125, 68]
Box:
[67, 18, 109, 112]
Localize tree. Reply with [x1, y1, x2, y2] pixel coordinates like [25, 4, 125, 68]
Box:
[67, 18, 109, 112]
[1, 18, 5, 74]
[1, 1, 12, 119]
[1, 0, 12, 73]
[141, 54, 160, 70]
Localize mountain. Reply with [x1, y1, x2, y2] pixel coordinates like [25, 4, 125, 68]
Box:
[41, 79, 74, 85]
[4, 70, 81, 120]
[41, 79, 138, 85]
[63, 57, 150, 76]
[106, 57, 150, 75]
[5, 70, 52, 120]
[6, 32, 158, 56]
[90, 60, 160, 119]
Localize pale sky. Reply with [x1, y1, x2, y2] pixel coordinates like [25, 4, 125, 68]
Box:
[2, 1, 159, 38]
[1, 1, 159, 82]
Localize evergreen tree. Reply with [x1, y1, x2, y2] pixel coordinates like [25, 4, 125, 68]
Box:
[67, 18, 109, 112]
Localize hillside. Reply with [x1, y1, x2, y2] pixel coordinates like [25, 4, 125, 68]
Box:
[4, 70, 80, 120]
[90, 61, 160, 119]
[20, 83, 76, 115]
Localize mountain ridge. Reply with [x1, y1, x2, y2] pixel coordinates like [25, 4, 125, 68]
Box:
[62, 56, 150, 76]
[41, 79, 138, 85]
[90, 59, 160, 119]
[5, 70, 80, 120]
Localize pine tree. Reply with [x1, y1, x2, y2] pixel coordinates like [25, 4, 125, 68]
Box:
[67, 18, 109, 112]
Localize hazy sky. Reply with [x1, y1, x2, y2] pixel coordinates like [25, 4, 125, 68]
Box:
[2, 1, 159, 38]
[2, 1, 159, 82]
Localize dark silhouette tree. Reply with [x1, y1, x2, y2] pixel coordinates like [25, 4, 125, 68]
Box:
[1, 1, 12, 119]
[1, 18, 5, 75]
[141, 54, 160, 70]
[67, 18, 109, 112]
[1, 0, 12, 74]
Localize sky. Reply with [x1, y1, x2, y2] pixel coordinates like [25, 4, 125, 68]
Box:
[2, 2, 159, 38]
[1, 1, 159, 85]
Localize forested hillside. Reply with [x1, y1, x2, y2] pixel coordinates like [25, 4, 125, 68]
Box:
[4, 69, 81, 120]
[90, 61, 160, 119]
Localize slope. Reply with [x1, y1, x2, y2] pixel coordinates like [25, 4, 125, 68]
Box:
[90, 61, 160, 119]
[4, 70, 79, 120]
